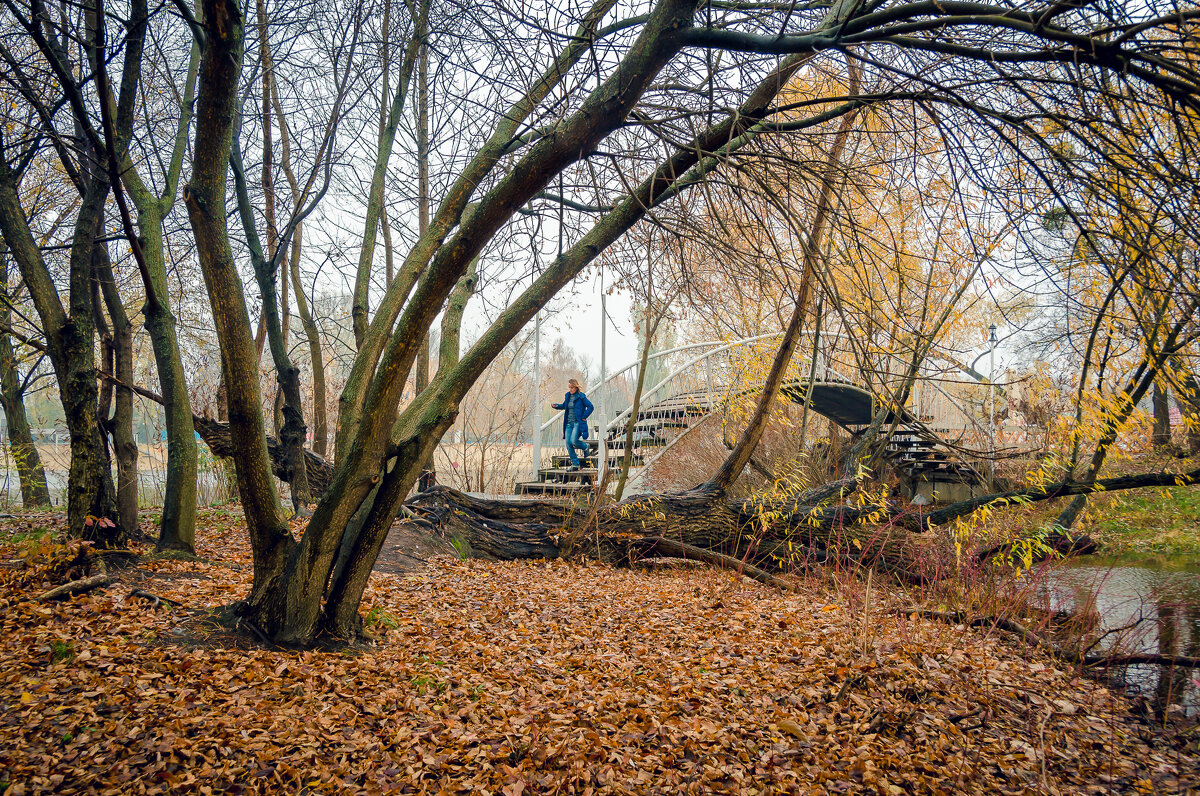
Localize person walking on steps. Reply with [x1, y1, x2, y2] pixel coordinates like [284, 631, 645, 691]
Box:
[552, 378, 594, 471]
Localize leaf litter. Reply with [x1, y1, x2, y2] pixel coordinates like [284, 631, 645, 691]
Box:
[0, 509, 1196, 794]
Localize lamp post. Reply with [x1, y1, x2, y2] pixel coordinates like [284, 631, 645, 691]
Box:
[988, 323, 997, 489]
[598, 274, 608, 480]
[532, 312, 541, 480]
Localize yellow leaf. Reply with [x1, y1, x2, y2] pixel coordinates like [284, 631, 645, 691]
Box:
[20, 691, 33, 704]
[776, 718, 805, 738]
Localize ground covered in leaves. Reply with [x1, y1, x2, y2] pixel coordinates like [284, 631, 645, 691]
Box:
[1, 508, 1197, 794]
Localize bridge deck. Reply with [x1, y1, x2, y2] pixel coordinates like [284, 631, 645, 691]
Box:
[780, 381, 908, 427]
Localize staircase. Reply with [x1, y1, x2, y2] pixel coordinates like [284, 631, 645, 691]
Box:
[513, 393, 709, 497]
[881, 423, 984, 488]
[513, 334, 1003, 500]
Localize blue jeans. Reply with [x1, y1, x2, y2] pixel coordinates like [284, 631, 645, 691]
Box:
[565, 421, 589, 467]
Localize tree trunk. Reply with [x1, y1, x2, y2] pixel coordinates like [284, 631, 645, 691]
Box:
[230, 135, 312, 516]
[0, 249, 50, 507]
[139, 204, 199, 553]
[289, 222, 328, 458]
[614, 306, 656, 501]
[706, 67, 857, 492]
[316, 12, 837, 643]
[414, 4, 434, 492]
[1152, 381, 1171, 448]
[0, 341, 51, 507]
[117, 27, 201, 553]
[333, 0, 619, 462]
[94, 233, 139, 539]
[0, 70, 118, 547]
[185, 0, 294, 622]
[1057, 337, 1182, 529]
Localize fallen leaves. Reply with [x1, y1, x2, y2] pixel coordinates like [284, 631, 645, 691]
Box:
[0, 509, 1196, 794]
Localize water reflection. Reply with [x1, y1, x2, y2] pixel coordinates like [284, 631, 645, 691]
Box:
[1041, 557, 1200, 717]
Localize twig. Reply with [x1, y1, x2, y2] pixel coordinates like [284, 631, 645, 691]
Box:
[897, 608, 1200, 669]
[833, 673, 866, 703]
[1079, 616, 1145, 658]
[638, 537, 801, 593]
[128, 589, 184, 608]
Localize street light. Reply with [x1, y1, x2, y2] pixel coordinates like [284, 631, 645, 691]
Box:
[598, 271, 608, 481]
[532, 311, 541, 480]
[988, 323, 997, 489]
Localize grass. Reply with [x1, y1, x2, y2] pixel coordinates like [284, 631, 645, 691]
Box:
[1081, 486, 1200, 558]
[4, 525, 56, 544]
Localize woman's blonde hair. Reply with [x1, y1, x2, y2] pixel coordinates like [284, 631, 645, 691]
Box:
[568, 378, 580, 388]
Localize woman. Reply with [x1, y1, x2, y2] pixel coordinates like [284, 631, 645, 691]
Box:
[552, 378, 594, 470]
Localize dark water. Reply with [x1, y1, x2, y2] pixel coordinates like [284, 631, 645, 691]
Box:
[1042, 557, 1200, 716]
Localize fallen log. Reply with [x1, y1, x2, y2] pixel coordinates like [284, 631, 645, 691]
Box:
[974, 530, 1098, 565]
[404, 483, 928, 581]
[399, 462, 1200, 585]
[715, 465, 1200, 535]
[36, 573, 111, 601]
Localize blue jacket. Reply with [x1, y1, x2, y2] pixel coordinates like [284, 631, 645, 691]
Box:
[552, 391, 593, 439]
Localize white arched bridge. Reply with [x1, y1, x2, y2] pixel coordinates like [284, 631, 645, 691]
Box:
[516, 332, 1000, 498]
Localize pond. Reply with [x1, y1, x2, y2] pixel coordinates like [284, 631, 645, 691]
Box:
[1042, 556, 1200, 717]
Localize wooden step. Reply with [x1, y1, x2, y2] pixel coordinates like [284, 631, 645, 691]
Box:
[537, 467, 598, 483]
[515, 481, 593, 496]
[549, 455, 644, 469]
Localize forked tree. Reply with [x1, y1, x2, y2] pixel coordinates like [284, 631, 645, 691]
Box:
[173, 0, 1200, 644]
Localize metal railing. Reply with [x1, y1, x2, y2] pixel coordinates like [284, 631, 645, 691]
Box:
[533, 330, 1012, 487]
